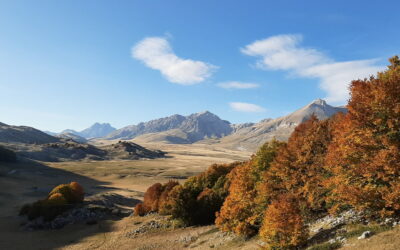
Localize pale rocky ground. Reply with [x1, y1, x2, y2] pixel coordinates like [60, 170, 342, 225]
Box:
[1, 142, 400, 250]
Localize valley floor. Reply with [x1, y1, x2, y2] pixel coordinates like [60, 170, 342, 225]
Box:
[0, 143, 252, 250]
[2, 143, 400, 250]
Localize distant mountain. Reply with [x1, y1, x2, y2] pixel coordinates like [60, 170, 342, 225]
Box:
[61, 129, 80, 135]
[79, 123, 116, 138]
[0, 122, 60, 144]
[43, 131, 58, 136]
[212, 99, 347, 151]
[107, 111, 233, 143]
[48, 123, 116, 139]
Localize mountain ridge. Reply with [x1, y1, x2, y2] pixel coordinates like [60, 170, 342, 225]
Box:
[46, 123, 117, 139]
[210, 99, 347, 151]
[106, 111, 232, 143]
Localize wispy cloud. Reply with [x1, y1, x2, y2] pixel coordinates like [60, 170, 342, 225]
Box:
[230, 102, 266, 112]
[217, 81, 260, 89]
[132, 37, 217, 85]
[241, 34, 384, 103]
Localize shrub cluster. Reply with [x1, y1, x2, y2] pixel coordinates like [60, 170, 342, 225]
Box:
[134, 180, 179, 216]
[135, 162, 241, 225]
[163, 162, 242, 225]
[20, 182, 84, 221]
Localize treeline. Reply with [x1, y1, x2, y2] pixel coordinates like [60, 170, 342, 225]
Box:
[135, 56, 400, 249]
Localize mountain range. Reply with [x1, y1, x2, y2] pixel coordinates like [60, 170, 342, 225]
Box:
[106, 111, 232, 143]
[0, 99, 347, 152]
[107, 99, 346, 151]
[46, 123, 116, 140]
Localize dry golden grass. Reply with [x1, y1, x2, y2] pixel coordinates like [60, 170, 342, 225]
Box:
[0, 143, 251, 250]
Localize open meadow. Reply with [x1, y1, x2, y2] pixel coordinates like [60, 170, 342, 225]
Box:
[0, 143, 253, 250]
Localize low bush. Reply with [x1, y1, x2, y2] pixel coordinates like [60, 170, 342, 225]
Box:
[134, 180, 179, 216]
[164, 162, 241, 225]
[19, 182, 84, 221]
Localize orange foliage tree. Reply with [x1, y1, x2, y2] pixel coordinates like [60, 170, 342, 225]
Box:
[261, 115, 337, 217]
[326, 56, 400, 216]
[215, 140, 285, 237]
[134, 180, 179, 216]
[259, 194, 308, 249]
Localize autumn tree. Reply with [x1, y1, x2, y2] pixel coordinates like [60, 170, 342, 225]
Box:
[259, 194, 308, 249]
[164, 162, 241, 225]
[261, 115, 337, 218]
[326, 56, 400, 216]
[215, 140, 285, 237]
[134, 180, 179, 216]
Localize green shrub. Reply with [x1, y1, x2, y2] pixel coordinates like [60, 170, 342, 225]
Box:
[163, 162, 241, 225]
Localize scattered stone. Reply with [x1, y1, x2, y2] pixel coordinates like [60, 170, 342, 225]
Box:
[336, 236, 346, 243]
[311, 209, 364, 232]
[358, 231, 373, 240]
[328, 239, 336, 244]
[125, 220, 170, 238]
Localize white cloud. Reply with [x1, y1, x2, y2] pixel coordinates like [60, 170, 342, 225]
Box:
[241, 34, 384, 103]
[230, 102, 266, 112]
[300, 60, 383, 103]
[132, 37, 217, 85]
[217, 81, 260, 89]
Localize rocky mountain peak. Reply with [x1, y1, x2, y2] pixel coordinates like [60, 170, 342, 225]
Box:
[309, 98, 327, 106]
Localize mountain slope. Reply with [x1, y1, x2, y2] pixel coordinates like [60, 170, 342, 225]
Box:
[57, 132, 88, 143]
[106, 114, 186, 140]
[79, 123, 116, 138]
[211, 99, 347, 151]
[48, 123, 117, 139]
[0, 122, 60, 144]
[107, 111, 232, 143]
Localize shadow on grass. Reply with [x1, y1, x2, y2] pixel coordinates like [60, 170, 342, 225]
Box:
[0, 158, 138, 250]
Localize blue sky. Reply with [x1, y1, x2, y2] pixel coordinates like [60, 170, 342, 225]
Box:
[0, 1, 398, 132]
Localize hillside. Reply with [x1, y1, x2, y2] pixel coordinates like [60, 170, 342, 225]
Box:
[210, 99, 347, 151]
[107, 111, 232, 143]
[0, 122, 60, 144]
[57, 132, 88, 143]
